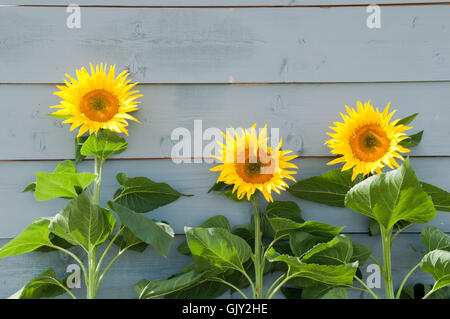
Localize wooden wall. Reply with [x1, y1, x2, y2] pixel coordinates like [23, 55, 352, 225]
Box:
[0, 0, 449, 298]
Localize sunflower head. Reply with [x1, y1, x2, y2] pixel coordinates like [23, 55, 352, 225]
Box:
[326, 100, 412, 181]
[210, 124, 298, 202]
[51, 63, 142, 137]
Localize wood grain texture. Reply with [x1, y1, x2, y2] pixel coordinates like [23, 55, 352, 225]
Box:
[1, 6, 450, 83]
[0, 234, 436, 299]
[2, 0, 449, 6]
[0, 157, 448, 238]
[1, 82, 449, 160]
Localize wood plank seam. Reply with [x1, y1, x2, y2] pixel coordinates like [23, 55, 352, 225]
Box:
[3, 2, 450, 8]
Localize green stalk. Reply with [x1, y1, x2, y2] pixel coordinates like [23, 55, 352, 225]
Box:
[380, 225, 394, 299]
[87, 155, 103, 299]
[251, 193, 264, 299]
[87, 248, 97, 299]
[93, 156, 104, 206]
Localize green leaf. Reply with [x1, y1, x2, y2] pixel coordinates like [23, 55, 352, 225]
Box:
[421, 182, 450, 212]
[115, 227, 148, 253]
[232, 223, 255, 246]
[177, 215, 231, 256]
[266, 201, 304, 223]
[207, 182, 245, 202]
[50, 192, 116, 252]
[266, 248, 357, 286]
[113, 172, 191, 213]
[322, 287, 348, 299]
[289, 169, 363, 207]
[186, 227, 252, 272]
[9, 268, 68, 299]
[34, 160, 96, 201]
[289, 231, 331, 257]
[421, 226, 450, 253]
[350, 241, 372, 266]
[345, 159, 436, 230]
[207, 182, 231, 193]
[164, 279, 229, 299]
[281, 286, 302, 299]
[80, 130, 128, 161]
[298, 283, 343, 299]
[0, 218, 53, 258]
[46, 113, 71, 120]
[268, 217, 343, 239]
[368, 218, 380, 236]
[108, 202, 174, 257]
[75, 136, 88, 164]
[221, 190, 246, 202]
[399, 131, 423, 148]
[136, 269, 210, 299]
[420, 250, 450, 291]
[396, 113, 418, 126]
[301, 235, 353, 265]
[23, 183, 36, 193]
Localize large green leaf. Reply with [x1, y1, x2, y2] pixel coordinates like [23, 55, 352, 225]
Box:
[289, 169, 362, 207]
[108, 202, 174, 257]
[421, 226, 450, 253]
[263, 201, 304, 238]
[34, 160, 96, 201]
[80, 130, 128, 161]
[349, 241, 372, 266]
[186, 227, 252, 272]
[9, 268, 68, 299]
[421, 182, 450, 212]
[135, 269, 210, 299]
[266, 201, 304, 223]
[0, 218, 53, 258]
[322, 287, 348, 299]
[268, 217, 343, 239]
[266, 248, 357, 286]
[397, 283, 450, 299]
[164, 279, 229, 299]
[113, 173, 191, 213]
[177, 215, 231, 256]
[115, 227, 148, 253]
[301, 235, 353, 266]
[289, 231, 331, 257]
[345, 159, 436, 230]
[50, 192, 116, 252]
[420, 250, 450, 291]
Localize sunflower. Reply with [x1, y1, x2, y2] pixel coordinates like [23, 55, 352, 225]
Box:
[210, 125, 298, 202]
[326, 100, 412, 181]
[51, 63, 141, 136]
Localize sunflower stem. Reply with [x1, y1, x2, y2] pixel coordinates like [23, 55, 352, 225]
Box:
[87, 155, 103, 299]
[251, 193, 264, 299]
[380, 225, 395, 299]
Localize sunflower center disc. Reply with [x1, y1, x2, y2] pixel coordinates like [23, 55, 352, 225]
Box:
[80, 89, 119, 122]
[350, 125, 390, 162]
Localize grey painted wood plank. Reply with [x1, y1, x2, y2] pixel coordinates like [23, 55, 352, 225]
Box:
[0, 234, 437, 299]
[0, 157, 448, 238]
[1, 82, 449, 160]
[2, 0, 448, 6]
[1, 6, 450, 83]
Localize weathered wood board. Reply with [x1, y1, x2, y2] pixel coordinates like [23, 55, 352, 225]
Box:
[0, 82, 449, 160]
[0, 157, 448, 238]
[2, 0, 449, 6]
[1, 6, 450, 83]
